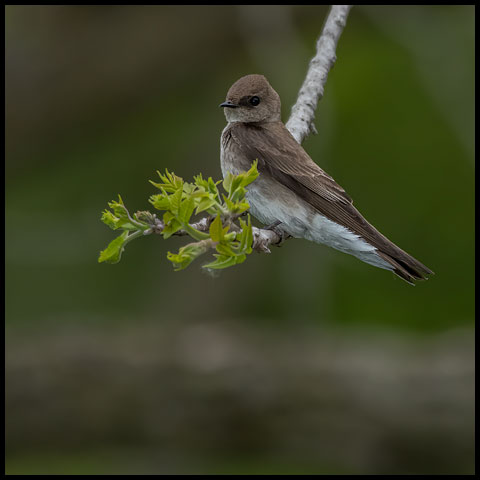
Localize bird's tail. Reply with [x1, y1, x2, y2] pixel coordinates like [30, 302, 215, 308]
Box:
[376, 246, 434, 285]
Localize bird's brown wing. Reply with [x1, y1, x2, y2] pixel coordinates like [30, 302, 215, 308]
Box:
[251, 123, 353, 205]
[229, 122, 433, 282]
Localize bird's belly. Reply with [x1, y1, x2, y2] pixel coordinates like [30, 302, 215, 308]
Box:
[245, 181, 310, 236]
[246, 177, 390, 269]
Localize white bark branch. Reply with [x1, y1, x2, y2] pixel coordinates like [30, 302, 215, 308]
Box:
[150, 215, 283, 253]
[251, 5, 352, 249]
[286, 5, 352, 144]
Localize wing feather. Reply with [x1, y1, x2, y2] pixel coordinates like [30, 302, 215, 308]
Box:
[228, 122, 433, 280]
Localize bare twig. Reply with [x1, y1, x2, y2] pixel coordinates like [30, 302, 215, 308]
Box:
[286, 5, 352, 144]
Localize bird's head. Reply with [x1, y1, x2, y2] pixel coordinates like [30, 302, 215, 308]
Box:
[220, 74, 281, 124]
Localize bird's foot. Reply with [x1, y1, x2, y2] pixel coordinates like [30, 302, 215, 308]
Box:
[264, 221, 290, 246]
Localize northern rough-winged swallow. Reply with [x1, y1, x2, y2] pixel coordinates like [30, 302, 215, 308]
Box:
[220, 74, 433, 284]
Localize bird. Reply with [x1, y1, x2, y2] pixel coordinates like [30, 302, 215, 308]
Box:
[219, 74, 433, 284]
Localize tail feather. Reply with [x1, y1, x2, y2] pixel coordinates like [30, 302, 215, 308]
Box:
[377, 248, 433, 285]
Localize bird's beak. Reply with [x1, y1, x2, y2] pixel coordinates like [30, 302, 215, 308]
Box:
[219, 100, 239, 108]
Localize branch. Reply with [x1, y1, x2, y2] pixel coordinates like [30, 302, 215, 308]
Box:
[286, 5, 353, 144]
[149, 215, 283, 254]
[247, 5, 352, 249]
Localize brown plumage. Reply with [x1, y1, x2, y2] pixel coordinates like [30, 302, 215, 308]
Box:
[220, 74, 433, 284]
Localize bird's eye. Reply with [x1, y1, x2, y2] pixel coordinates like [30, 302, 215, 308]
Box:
[249, 96, 261, 106]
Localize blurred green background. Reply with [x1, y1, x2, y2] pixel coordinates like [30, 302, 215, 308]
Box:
[5, 5, 474, 475]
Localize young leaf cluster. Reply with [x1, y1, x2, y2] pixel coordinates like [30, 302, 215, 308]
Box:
[98, 196, 150, 264]
[98, 161, 259, 271]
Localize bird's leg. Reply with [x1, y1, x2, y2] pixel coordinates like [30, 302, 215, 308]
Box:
[264, 220, 291, 246]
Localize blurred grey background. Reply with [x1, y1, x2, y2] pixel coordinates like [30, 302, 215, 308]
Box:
[5, 5, 474, 475]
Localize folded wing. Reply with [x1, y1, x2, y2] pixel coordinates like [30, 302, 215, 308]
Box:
[229, 122, 433, 283]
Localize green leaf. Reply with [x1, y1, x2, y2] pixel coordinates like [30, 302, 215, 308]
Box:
[238, 215, 253, 254]
[203, 254, 237, 270]
[162, 212, 183, 239]
[162, 221, 182, 239]
[207, 177, 221, 198]
[230, 186, 247, 203]
[170, 171, 184, 190]
[149, 193, 171, 211]
[222, 172, 234, 195]
[150, 170, 184, 193]
[107, 196, 128, 219]
[243, 160, 259, 187]
[223, 195, 250, 215]
[223, 231, 236, 242]
[167, 241, 208, 271]
[184, 224, 210, 241]
[182, 182, 196, 195]
[235, 201, 250, 215]
[234, 253, 247, 265]
[98, 231, 129, 264]
[215, 243, 236, 257]
[152, 178, 171, 191]
[193, 173, 208, 190]
[149, 179, 168, 191]
[223, 160, 259, 198]
[228, 175, 244, 197]
[195, 195, 217, 215]
[209, 215, 223, 242]
[169, 187, 183, 215]
[101, 210, 120, 230]
[178, 196, 195, 225]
